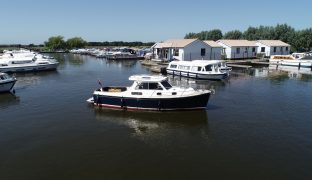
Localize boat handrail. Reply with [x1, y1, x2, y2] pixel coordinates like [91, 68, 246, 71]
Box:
[150, 90, 157, 97]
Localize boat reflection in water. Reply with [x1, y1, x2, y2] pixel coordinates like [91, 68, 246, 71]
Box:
[267, 65, 312, 81]
[0, 93, 20, 109]
[92, 108, 208, 135]
[104, 59, 138, 69]
[13, 71, 59, 91]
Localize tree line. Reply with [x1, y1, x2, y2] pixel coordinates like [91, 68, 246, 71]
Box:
[43, 36, 155, 51]
[184, 24, 312, 52]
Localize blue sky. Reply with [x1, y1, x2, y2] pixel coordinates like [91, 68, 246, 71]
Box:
[1, 0, 311, 44]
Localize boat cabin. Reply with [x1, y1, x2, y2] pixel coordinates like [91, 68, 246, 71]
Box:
[97, 75, 173, 93]
[168, 60, 227, 73]
[0, 73, 10, 80]
[129, 75, 172, 90]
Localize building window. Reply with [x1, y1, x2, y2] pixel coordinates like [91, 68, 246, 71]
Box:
[252, 47, 255, 52]
[245, 47, 248, 53]
[280, 47, 283, 52]
[236, 48, 240, 54]
[174, 49, 179, 56]
[201, 48, 206, 56]
[261, 47, 265, 52]
[273, 47, 276, 52]
[286, 47, 289, 51]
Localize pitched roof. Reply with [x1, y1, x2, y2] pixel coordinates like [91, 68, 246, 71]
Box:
[153, 42, 173, 48]
[257, 40, 290, 47]
[163, 39, 197, 48]
[204, 40, 222, 47]
[217, 40, 257, 47]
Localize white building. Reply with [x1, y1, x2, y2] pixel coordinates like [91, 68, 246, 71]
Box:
[255, 40, 290, 57]
[152, 39, 221, 61]
[217, 40, 257, 59]
[203, 41, 222, 60]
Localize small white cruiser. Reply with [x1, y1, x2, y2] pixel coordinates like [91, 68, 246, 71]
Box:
[270, 54, 312, 68]
[0, 53, 59, 73]
[0, 73, 17, 93]
[166, 60, 231, 80]
[87, 75, 211, 111]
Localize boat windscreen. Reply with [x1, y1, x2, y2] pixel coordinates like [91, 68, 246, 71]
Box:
[161, 80, 172, 90]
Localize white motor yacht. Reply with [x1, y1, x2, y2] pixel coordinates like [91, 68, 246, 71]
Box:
[87, 75, 211, 111]
[0, 53, 59, 73]
[166, 60, 231, 80]
[269, 54, 312, 68]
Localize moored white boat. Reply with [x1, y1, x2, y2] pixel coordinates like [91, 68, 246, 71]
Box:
[166, 60, 231, 80]
[87, 75, 211, 111]
[0, 53, 59, 73]
[0, 73, 17, 93]
[269, 54, 312, 68]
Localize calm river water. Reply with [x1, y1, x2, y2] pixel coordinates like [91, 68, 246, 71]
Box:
[1, 53, 312, 179]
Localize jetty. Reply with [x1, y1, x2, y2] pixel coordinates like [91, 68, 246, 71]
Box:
[225, 59, 269, 69]
[227, 64, 252, 69]
[106, 54, 144, 60]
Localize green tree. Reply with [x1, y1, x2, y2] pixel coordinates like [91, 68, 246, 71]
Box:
[199, 29, 223, 41]
[293, 28, 312, 52]
[44, 36, 66, 51]
[256, 26, 275, 40]
[243, 27, 259, 40]
[66, 37, 87, 49]
[184, 29, 223, 41]
[223, 30, 243, 39]
[273, 24, 295, 42]
[184, 32, 198, 39]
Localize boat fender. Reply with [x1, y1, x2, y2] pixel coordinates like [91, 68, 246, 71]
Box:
[94, 95, 99, 105]
[209, 89, 215, 95]
[121, 97, 126, 109]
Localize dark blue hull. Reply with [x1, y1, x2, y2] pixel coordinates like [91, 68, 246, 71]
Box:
[93, 93, 210, 111]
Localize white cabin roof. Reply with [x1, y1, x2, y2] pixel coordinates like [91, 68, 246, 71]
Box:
[169, 60, 225, 66]
[129, 75, 167, 82]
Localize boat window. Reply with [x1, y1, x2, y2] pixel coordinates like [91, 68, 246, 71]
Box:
[138, 83, 149, 89]
[178, 65, 190, 70]
[137, 82, 161, 90]
[148, 83, 159, 90]
[161, 81, 172, 90]
[204, 65, 212, 71]
[131, 92, 142, 95]
[191, 66, 202, 72]
[170, 64, 177, 68]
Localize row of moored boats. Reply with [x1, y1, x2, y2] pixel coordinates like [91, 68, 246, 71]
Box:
[0, 49, 59, 93]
